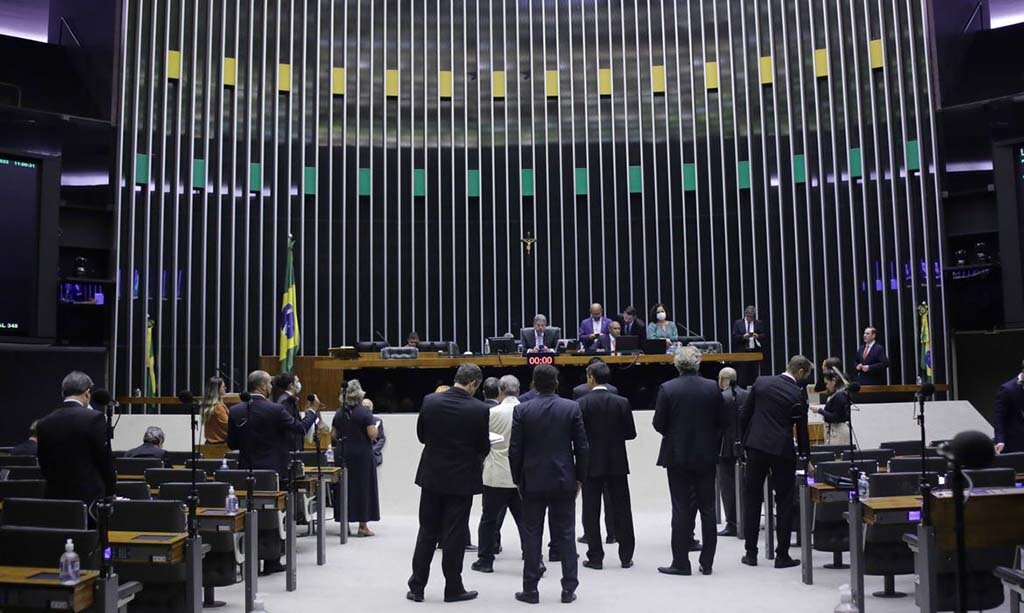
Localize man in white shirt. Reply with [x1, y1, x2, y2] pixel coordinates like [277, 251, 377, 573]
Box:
[473, 375, 540, 574]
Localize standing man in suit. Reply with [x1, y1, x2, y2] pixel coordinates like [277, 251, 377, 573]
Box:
[571, 358, 620, 399]
[578, 361, 636, 570]
[653, 347, 727, 576]
[481, 377, 500, 406]
[739, 355, 812, 569]
[716, 367, 748, 537]
[854, 326, 889, 385]
[510, 364, 589, 604]
[37, 371, 114, 509]
[732, 306, 768, 385]
[619, 306, 647, 340]
[407, 364, 491, 603]
[994, 361, 1024, 454]
[521, 314, 560, 353]
[578, 303, 611, 350]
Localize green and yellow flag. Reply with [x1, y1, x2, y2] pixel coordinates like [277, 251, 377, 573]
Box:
[917, 303, 933, 381]
[279, 238, 300, 371]
[145, 318, 157, 396]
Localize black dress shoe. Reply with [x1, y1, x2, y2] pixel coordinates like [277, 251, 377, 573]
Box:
[717, 526, 737, 537]
[582, 560, 602, 570]
[465, 543, 478, 552]
[741, 554, 758, 566]
[689, 541, 702, 552]
[496, 545, 503, 555]
[774, 556, 800, 569]
[621, 560, 634, 569]
[406, 591, 424, 603]
[605, 536, 617, 544]
[471, 560, 493, 573]
[260, 561, 286, 575]
[657, 565, 691, 576]
[699, 565, 712, 576]
[444, 591, 479, 603]
[561, 590, 577, 603]
[515, 591, 540, 604]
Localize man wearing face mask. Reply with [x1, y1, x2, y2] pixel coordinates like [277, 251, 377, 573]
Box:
[272, 372, 306, 453]
[408, 364, 492, 603]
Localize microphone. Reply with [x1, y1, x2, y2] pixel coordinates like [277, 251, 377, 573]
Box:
[176, 390, 195, 405]
[239, 391, 251, 403]
[937, 430, 996, 469]
[374, 330, 390, 347]
[91, 388, 112, 408]
[307, 394, 316, 403]
[917, 382, 935, 398]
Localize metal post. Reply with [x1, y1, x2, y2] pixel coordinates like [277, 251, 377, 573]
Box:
[286, 491, 297, 591]
[735, 459, 745, 537]
[800, 480, 813, 585]
[185, 536, 203, 612]
[714, 473, 722, 524]
[849, 498, 865, 613]
[316, 474, 327, 565]
[915, 524, 937, 613]
[338, 469, 348, 545]
[764, 480, 775, 560]
[94, 573, 120, 613]
[243, 509, 258, 612]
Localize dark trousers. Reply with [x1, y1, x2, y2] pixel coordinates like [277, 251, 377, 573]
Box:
[666, 466, 717, 570]
[582, 475, 634, 564]
[717, 457, 737, 529]
[522, 493, 578, 594]
[408, 489, 472, 598]
[742, 448, 796, 558]
[478, 486, 524, 562]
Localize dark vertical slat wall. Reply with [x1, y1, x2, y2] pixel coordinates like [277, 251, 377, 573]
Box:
[113, 0, 948, 395]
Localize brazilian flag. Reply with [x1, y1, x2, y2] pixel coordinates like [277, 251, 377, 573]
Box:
[279, 238, 300, 371]
[145, 318, 157, 396]
[917, 303, 933, 382]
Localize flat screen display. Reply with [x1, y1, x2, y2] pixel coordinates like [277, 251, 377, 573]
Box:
[0, 154, 40, 336]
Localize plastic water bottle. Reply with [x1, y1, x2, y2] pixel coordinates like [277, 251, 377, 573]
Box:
[857, 472, 870, 499]
[220, 457, 229, 471]
[251, 593, 268, 612]
[226, 486, 239, 513]
[834, 585, 856, 612]
[484, 338, 491, 355]
[325, 446, 335, 464]
[59, 538, 81, 584]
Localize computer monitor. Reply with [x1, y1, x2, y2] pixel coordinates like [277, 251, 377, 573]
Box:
[488, 337, 518, 355]
[614, 335, 640, 353]
[641, 339, 670, 355]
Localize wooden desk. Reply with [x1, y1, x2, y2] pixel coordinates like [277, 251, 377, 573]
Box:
[197, 508, 245, 533]
[235, 490, 286, 511]
[809, 481, 850, 504]
[931, 487, 1024, 551]
[108, 531, 187, 564]
[861, 495, 922, 525]
[311, 352, 761, 370]
[0, 566, 97, 612]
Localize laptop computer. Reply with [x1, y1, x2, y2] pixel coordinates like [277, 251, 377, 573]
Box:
[614, 335, 640, 353]
[641, 338, 670, 355]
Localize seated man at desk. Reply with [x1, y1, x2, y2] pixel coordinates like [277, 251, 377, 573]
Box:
[124, 426, 171, 465]
[578, 303, 611, 349]
[521, 314, 560, 353]
[597, 321, 624, 353]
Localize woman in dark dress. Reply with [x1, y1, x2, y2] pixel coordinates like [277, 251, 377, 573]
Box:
[812, 371, 852, 445]
[332, 380, 380, 537]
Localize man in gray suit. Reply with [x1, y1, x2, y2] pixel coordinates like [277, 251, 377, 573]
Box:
[521, 314, 560, 353]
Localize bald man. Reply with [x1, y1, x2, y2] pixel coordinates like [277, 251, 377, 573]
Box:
[578, 303, 611, 350]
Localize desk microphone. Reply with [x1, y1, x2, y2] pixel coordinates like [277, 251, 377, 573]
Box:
[374, 330, 390, 347]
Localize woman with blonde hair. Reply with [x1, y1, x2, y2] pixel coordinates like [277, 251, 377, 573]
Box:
[332, 380, 380, 536]
[201, 376, 229, 444]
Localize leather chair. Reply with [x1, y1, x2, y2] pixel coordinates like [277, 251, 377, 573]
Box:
[158, 482, 241, 595]
[888, 456, 948, 475]
[879, 440, 927, 456]
[115, 481, 153, 500]
[948, 467, 1015, 488]
[0, 455, 39, 467]
[810, 451, 839, 466]
[812, 460, 879, 569]
[841, 448, 896, 465]
[215, 469, 284, 563]
[812, 444, 854, 456]
[0, 479, 45, 501]
[863, 472, 939, 598]
[163, 451, 195, 466]
[145, 468, 207, 488]
[109, 500, 190, 613]
[115, 456, 165, 477]
[1, 498, 88, 529]
[0, 525, 101, 569]
[2, 466, 42, 480]
[224, 450, 240, 461]
[185, 458, 238, 473]
[991, 452, 1024, 474]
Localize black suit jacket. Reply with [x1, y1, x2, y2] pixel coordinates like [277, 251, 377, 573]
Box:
[653, 373, 727, 468]
[276, 393, 306, 452]
[739, 374, 810, 458]
[124, 443, 170, 466]
[854, 343, 889, 385]
[520, 327, 560, 351]
[414, 388, 491, 496]
[731, 318, 768, 352]
[37, 401, 114, 506]
[571, 382, 619, 400]
[227, 394, 316, 478]
[994, 377, 1024, 453]
[510, 393, 589, 496]
[720, 385, 749, 458]
[619, 318, 647, 340]
[11, 439, 37, 456]
[578, 389, 635, 477]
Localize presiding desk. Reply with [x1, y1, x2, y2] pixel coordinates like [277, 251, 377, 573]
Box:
[0, 566, 98, 612]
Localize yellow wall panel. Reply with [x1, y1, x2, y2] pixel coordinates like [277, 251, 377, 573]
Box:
[167, 50, 181, 80]
[439, 70, 453, 98]
[598, 68, 612, 96]
[492, 70, 506, 98]
[385, 69, 400, 97]
[545, 70, 558, 97]
[223, 57, 237, 86]
[759, 56, 773, 85]
[869, 39, 884, 69]
[814, 48, 828, 78]
[278, 63, 291, 92]
[705, 61, 719, 90]
[651, 65, 666, 93]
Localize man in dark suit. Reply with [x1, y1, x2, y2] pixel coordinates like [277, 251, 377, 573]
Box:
[618, 305, 647, 340]
[853, 326, 889, 385]
[596, 321, 623, 353]
[521, 314, 560, 353]
[11, 420, 39, 456]
[570, 359, 620, 546]
[510, 364, 589, 604]
[738, 355, 812, 568]
[731, 305, 768, 385]
[716, 367, 748, 537]
[652, 347, 727, 576]
[578, 361, 636, 569]
[407, 364, 491, 603]
[994, 362, 1024, 454]
[482, 377, 500, 406]
[37, 371, 114, 509]
[124, 426, 170, 465]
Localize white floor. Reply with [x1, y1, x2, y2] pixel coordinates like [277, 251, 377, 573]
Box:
[208, 510, 1013, 613]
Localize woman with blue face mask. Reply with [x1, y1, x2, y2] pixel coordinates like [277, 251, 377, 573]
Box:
[647, 303, 679, 346]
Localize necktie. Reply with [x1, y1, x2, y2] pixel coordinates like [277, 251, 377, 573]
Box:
[863, 345, 870, 360]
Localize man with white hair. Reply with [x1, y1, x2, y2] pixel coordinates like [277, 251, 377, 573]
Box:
[125, 425, 170, 465]
[521, 314, 560, 353]
[653, 346, 727, 576]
